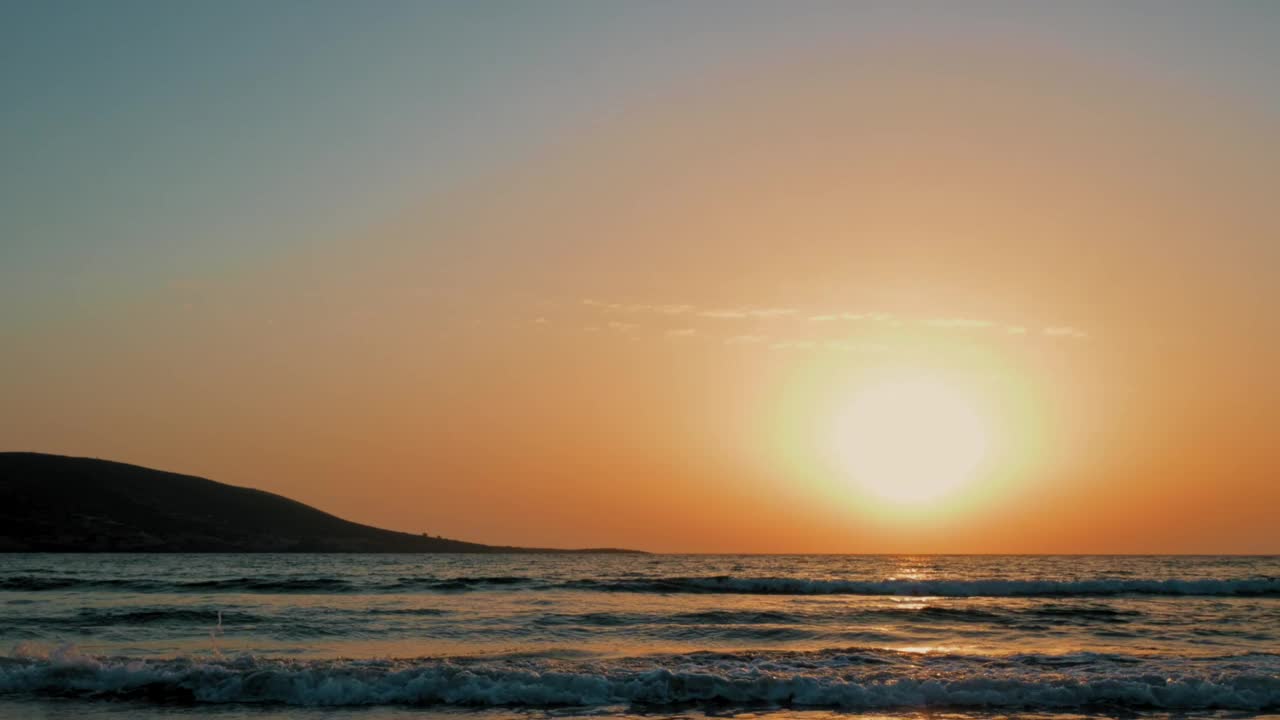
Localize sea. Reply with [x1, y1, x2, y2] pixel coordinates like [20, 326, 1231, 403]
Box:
[0, 554, 1276, 719]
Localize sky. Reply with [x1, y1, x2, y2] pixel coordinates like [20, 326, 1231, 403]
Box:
[3, 1, 1278, 553]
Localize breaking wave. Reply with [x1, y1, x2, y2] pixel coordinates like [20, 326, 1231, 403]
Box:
[561, 576, 1280, 596]
[3, 575, 1277, 597]
[2, 645, 1277, 711]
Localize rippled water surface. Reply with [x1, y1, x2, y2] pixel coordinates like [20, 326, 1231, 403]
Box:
[0, 554, 1276, 718]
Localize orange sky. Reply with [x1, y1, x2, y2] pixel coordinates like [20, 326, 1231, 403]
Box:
[3, 5, 1277, 553]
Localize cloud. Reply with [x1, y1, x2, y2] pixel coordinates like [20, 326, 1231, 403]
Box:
[824, 340, 889, 353]
[925, 317, 995, 329]
[576, 299, 1086, 346]
[807, 311, 901, 325]
[746, 307, 797, 318]
[1043, 326, 1088, 339]
[699, 307, 795, 319]
[585, 299, 796, 322]
[651, 304, 695, 315]
[584, 299, 693, 315]
[769, 340, 817, 351]
[534, 316, 548, 325]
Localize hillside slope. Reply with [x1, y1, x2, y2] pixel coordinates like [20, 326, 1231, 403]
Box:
[0, 453, 636, 553]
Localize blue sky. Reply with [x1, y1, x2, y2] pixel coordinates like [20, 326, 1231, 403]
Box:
[4, 2, 1275, 305]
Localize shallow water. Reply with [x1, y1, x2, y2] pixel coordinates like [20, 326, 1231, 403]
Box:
[0, 554, 1277, 718]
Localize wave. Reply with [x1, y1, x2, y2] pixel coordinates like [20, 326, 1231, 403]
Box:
[69, 608, 262, 626]
[391, 576, 537, 592]
[0, 575, 539, 594]
[183, 577, 357, 592]
[533, 609, 803, 628]
[0, 576, 358, 593]
[559, 576, 1280, 597]
[364, 607, 451, 617]
[2, 646, 1277, 711]
[3, 574, 1277, 597]
[0, 577, 163, 592]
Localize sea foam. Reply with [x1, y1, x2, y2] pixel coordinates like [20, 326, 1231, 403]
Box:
[2, 645, 1277, 710]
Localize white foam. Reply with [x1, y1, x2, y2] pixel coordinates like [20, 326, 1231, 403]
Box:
[2, 646, 1277, 710]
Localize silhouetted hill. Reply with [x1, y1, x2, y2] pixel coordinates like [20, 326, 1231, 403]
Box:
[0, 453, 641, 553]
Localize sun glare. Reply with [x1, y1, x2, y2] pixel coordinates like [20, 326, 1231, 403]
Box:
[829, 376, 990, 504]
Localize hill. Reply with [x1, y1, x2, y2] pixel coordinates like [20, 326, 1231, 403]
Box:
[0, 453, 640, 553]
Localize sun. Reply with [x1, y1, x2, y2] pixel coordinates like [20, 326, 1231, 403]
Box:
[828, 375, 990, 504]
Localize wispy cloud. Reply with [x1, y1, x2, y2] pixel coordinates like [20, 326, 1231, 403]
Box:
[824, 340, 889, 353]
[808, 311, 898, 325]
[583, 299, 693, 315]
[653, 304, 695, 315]
[586, 299, 802, 320]
[925, 317, 995, 329]
[575, 299, 1087, 346]
[746, 307, 797, 319]
[1043, 326, 1089, 340]
[770, 340, 817, 351]
[698, 307, 796, 319]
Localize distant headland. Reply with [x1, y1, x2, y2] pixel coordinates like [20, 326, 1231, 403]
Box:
[0, 452, 643, 553]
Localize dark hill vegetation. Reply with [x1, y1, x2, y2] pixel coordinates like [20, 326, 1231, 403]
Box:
[0, 453, 639, 553]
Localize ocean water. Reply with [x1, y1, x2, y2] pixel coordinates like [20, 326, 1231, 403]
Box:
[0, 554, 1277, 719]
